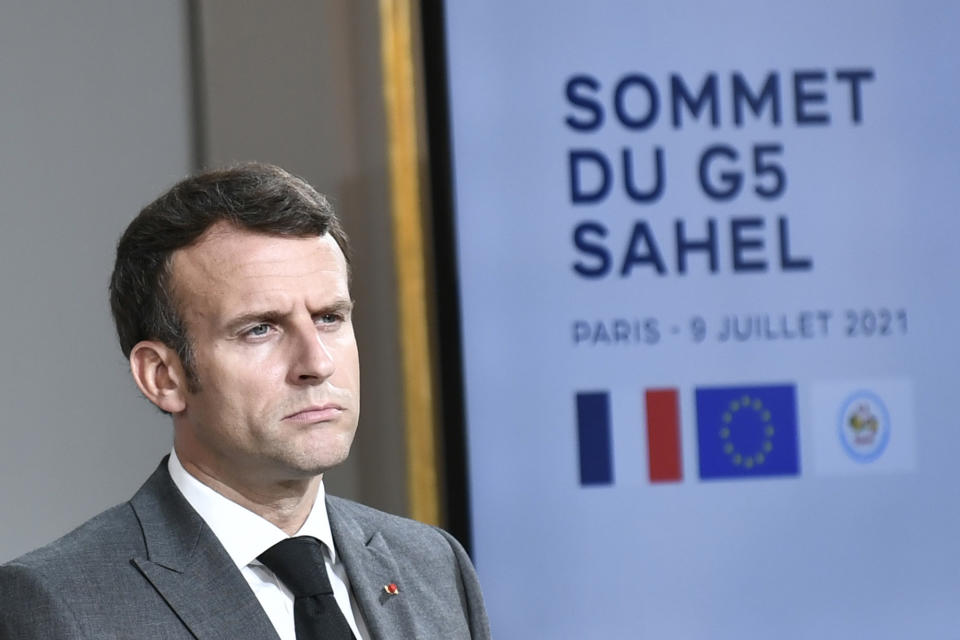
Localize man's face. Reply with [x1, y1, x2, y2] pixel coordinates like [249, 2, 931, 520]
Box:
[169, 222, 359, 484]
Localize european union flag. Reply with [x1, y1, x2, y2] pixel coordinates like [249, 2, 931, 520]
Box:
[696, 384, 799, 480]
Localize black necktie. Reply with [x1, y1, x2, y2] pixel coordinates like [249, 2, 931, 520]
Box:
[258, 536, 356, 640]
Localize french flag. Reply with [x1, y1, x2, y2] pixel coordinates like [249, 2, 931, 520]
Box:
[576, 388, 682, 486]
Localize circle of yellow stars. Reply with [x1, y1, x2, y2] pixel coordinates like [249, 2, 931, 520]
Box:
[720, 394, 774, 469]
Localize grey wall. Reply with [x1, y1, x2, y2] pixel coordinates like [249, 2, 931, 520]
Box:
[0, 1, 192, 562]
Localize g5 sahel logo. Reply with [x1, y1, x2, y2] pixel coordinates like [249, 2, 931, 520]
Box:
[838, 390, 890, 463]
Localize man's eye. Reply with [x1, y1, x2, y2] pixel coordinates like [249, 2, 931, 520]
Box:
[318, 313, 343, 325]
[246, 323, 271, 337]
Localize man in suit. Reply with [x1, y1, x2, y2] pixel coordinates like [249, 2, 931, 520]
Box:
[0, 164, 490, 639]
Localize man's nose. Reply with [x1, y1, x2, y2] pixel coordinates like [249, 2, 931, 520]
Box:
[289, 322, 335, 384]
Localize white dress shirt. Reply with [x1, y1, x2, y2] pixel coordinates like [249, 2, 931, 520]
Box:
[168, 450, 369, 640]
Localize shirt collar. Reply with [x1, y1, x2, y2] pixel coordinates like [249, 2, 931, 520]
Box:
[167, 449, 338, 570]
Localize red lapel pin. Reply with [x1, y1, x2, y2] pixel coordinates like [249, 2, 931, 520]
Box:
[383, 582, 399, 595]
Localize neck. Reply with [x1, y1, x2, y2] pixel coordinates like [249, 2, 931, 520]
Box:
[175, 449, 322, 536]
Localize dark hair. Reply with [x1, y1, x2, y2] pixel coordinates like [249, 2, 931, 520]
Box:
[109, 163, 351, 379]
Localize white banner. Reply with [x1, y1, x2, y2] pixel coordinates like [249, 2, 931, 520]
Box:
[443, 2, 960, 636]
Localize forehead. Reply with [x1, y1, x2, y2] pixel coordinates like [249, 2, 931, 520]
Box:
[169, 222, 349, 314]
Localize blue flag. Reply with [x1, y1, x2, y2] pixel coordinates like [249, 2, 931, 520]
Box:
[696, 384, 799, 480]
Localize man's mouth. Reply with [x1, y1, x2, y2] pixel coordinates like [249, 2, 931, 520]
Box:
[282, 404, 344, 423]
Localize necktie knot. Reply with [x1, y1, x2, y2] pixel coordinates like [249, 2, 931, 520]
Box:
[258, 536, 334, 598]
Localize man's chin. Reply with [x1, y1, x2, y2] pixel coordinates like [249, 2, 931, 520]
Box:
[282, 446, 353, 478]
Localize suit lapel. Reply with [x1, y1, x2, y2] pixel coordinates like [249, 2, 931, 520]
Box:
[328, 498, 416, 640]
[129, 461, 280, 640]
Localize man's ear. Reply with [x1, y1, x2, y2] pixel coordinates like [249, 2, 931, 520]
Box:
[129, 340, 189, 414]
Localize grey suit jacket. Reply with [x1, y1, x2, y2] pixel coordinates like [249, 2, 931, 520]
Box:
[0, 460, 490, 639]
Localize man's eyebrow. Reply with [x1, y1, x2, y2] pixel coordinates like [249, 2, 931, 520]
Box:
[223, 299, 355, 331]
[223, 310, 288, 332]
[316, 299, 355, 315]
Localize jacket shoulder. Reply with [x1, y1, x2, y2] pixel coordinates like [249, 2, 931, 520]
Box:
[0, 502, 148, 639]
[5, 501, 143, 572]
[326, 495, 464, 556]
[326, 495, 438, 535]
